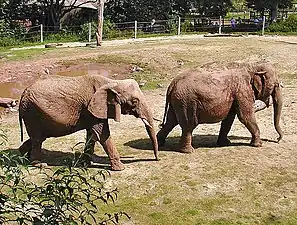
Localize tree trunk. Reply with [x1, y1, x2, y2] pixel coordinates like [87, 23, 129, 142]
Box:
[271, 3, 279, 23]
[96, 0, 104, 46]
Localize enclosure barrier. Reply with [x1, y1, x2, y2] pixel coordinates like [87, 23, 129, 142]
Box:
[0, 16, 268, 46]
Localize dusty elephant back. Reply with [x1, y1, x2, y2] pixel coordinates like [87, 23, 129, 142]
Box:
[166, 69, 245, 124]
[19, 76, 100, 138]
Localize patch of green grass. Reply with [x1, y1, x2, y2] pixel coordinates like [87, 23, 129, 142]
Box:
[2, 48, 55, 61]
[89, 54, 137, 65]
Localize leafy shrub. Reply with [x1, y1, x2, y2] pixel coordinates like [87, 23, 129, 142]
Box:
[267, 14, 297, 33]
[0, 129, 7, 146]
[181, 20, 194, 32]
[0, 150, 129, 224]
[80, 19, 132, 41]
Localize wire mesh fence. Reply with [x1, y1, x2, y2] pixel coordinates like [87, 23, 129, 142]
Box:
[0, 16, 268, 47]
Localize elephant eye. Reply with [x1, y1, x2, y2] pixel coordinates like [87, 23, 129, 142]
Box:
[132, 99, 139, 106]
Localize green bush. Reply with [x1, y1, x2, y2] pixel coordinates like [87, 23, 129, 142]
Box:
[0, 20, 27, 47]
[0, 144, 129, 224]
[267, 14, 297, 33]
[181, 20, 194, 32]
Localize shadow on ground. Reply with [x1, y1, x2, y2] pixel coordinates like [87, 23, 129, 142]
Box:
[124, 134, 277, 152]
[2, 147, 156, 171]
[2, 135, 276, 170]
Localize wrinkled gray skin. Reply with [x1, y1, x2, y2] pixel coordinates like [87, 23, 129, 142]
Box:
[19, 75, 159, 170]
[157, 63, 283, 153]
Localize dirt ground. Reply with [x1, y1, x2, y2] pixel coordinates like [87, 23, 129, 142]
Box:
[1, 35, 297, 224]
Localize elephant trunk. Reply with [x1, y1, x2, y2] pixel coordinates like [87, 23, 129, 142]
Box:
[272, 85, 283, 142]
[140, 103, 159, 161]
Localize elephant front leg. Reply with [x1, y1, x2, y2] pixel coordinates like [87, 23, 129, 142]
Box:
[92, 122, 125, 171]
[237, 104, 262, 147]
[29, 139, 44, 163]
[19, 139, 32, 157]
[85, 129, 97, 154]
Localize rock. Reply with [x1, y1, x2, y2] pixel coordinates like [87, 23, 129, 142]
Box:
[139, 80, 147, 87]
[131, 65, 144, 72]
[0, 97, 18, 110]
[44, 68, 50, 74]
[45, 43, 57, 48]
[177, 59, 184, 66]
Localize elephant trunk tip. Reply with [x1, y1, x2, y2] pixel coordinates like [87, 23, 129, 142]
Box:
[277, 134, 283, 143]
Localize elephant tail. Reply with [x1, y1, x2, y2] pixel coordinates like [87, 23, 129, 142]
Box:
[19, 113, 24, 142]
[160, 82, 175, 127]
[160, 98, 169, 128]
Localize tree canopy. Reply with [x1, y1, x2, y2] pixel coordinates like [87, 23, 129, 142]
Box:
[0, 0, 295, 30]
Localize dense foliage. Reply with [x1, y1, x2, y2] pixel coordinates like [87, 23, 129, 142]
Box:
[1, 0, 297, 47]
[0, 132, 129, 225]
[267, 14, 297, 32]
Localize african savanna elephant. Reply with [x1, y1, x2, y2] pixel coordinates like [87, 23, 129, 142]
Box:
[19, 75, 159, 170]
[157, 63, 283, 153]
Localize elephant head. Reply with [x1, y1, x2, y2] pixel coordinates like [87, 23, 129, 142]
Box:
[88, 78, 159, 160]
[249, 63, 283, 142]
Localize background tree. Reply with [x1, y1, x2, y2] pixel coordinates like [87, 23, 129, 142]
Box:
[190, 0, 233, 17]
[246, 0, 293, 22]
[104, 0, 192, 23]
[231, 0, 247, 10]
[37, 0, 97, 30]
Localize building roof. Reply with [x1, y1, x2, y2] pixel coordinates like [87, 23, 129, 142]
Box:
[65, 0, 97, 9]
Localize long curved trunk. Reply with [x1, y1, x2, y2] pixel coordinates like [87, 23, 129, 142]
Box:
[140, 102, 159, 161]
[145, 124, 159, 161]
[272, 85, 283, 142]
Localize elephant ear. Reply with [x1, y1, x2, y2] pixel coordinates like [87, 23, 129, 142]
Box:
[252, 70, 267, 97]
[88, 86, 121, 122]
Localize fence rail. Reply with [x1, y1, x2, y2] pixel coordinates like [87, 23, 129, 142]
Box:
[0, 16, 268, 46]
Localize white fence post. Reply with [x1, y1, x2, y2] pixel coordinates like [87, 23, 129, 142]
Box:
[88, 22, 92, 42]
[134, 21, 137, 39]
[219, 16, 222, 34]
[178, 16, 181, 35]
[262, 16, 266, 36]
[40, 24, 43, 43]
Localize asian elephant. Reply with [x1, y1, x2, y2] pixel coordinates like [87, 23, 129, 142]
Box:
[19, 75, 159, 170]
[157, 63, 283, 153]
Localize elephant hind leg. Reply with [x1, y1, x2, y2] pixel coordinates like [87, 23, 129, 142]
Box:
[157, 105, 178, 146]
[179, 126, 195, 153]
[217, 104, 236, 146]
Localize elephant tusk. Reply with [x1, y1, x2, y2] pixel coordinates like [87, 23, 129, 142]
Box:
[142, 118, 153, 128]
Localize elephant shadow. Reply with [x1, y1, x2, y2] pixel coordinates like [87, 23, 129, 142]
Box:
[125, 134, 277, 152]
[2, 148, 155, 171]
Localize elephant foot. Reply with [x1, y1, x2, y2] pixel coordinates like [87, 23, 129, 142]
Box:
[217, 138, 231, 147]
[179, 146, 194, 154]
[250, 139, 263, 147]
[29, 150, 43, 162]
[110, 160, 125, 171]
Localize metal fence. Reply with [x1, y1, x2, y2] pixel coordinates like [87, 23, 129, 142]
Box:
[0, 16, 268, 45]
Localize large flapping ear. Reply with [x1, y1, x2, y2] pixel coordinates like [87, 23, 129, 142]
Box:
[251, 70, 267, 96]
[88, 85, 121, 122]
